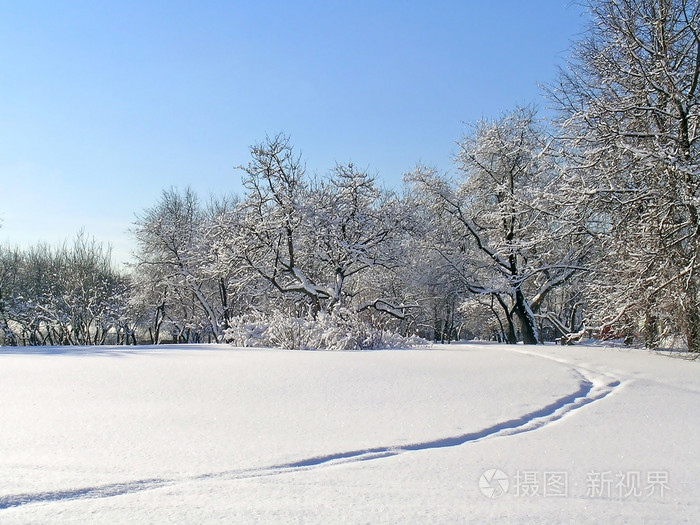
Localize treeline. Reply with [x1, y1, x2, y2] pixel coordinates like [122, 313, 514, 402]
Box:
[0, 233, 132, 346]
[1, 0, 699, 351]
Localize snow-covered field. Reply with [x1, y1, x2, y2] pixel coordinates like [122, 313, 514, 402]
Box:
[0, 343, 698, 523]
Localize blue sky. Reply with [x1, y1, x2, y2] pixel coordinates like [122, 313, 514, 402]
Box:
[0, 1, 588, 265]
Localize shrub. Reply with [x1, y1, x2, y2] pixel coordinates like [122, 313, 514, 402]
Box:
[223, 308, 426, 350]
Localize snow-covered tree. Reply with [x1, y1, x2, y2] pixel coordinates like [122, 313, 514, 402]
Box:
[0, 245, 24, 345]
[408, 107, 590, 344]
[550, 0, 700, 351]
[235, 133, 328, 315]
[0, 233, 129, 346]
[235, 133, 409, 320]
[308, 163, 408, 313]
[131, 188, 226, 342]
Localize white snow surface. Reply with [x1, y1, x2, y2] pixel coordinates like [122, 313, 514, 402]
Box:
[0, 343, 698, 523]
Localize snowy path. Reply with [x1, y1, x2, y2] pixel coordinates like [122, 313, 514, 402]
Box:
[0, 344, 697, 523]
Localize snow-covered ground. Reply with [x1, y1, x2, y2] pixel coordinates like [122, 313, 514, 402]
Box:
[0, 343, 697, 523]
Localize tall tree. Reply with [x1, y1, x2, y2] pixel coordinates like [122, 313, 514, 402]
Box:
[235, 133, 328, 315]
[132, 188, 225, 342]
[409, 107, 589, 344]
[550, 0, 700, 350]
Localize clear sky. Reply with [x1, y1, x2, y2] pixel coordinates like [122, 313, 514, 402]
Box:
[0, 1, 588, 266]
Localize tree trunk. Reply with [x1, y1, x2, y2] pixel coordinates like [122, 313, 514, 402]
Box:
[513, 289, 539, 345]
[681, 290, 700, 353]
[219, 277, 230, 330]
[493, 295, 518, 344]
[643, 306, 660, 349]
[685, 317, 700, 353]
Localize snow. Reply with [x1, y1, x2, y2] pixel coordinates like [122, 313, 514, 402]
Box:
[0, 343, 698, 523]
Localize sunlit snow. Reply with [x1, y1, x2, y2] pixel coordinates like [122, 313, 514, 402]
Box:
[0, 343, 697, 523]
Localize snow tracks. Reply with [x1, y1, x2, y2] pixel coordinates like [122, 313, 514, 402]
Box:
[0, 346, 621, 510]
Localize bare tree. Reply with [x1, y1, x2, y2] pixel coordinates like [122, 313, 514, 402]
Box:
[550, 0, 700, 350]
[236, 133, 409, 319]
[408, 107, 590, 344]
[309, 163, 407, 312]
[0, 232, 128, 346]
[235, 133, 328, 315]
[132, 188, 225, 342]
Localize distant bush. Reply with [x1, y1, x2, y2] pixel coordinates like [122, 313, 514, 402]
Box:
[223, 308, 427, 350]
